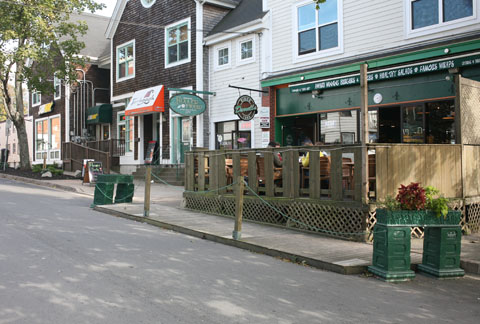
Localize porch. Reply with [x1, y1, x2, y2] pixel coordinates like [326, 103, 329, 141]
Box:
[184, 144, 480, 241]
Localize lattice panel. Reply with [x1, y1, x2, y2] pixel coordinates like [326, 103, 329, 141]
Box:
[285, 202, 367, 241]
[466, 202, 480, 233]
[242, 200, 288, 225]
[184, 194, 223, 215]
[460, 80, 480, 144]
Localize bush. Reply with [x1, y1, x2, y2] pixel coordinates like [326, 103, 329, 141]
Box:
[47, 165, 63, 176]
[32, 164, 43, 173]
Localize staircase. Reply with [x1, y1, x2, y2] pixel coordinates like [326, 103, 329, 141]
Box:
[132, 165, 185, 187]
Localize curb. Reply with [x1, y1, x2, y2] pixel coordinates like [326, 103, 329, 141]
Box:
[0, 173, 78, 193]
[93, 206, 367, 275]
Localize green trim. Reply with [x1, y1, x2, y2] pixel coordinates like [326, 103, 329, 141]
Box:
[168, 88, 216, 96]
[261, 39, 480, 87]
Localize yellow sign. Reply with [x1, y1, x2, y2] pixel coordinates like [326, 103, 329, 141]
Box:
[39, 102, 54, 115]
[87, 113, 98, 121]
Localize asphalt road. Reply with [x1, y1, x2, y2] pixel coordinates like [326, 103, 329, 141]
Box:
[0, 178, 479, 324]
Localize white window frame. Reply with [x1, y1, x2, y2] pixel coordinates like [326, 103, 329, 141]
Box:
[292, 0, 344, 64]
[405, 0, 479, 38]
[214, 42, 231, 71]
[54, 74, 61, 100]
[116, 39, 135, 82]
[117, 111, 133, 154]
[165, 17, 192, 69]
[141, 0, 156, 8]
[237, 37, 256, 66]
[34, 114, 61, 162]
[32, 90, 41, 107]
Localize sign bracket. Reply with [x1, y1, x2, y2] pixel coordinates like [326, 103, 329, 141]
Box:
[229, 85, 268, 93]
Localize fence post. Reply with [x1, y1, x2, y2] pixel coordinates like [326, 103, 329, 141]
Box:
[233, 175, 245, 240]
[144, 165, 152, 217]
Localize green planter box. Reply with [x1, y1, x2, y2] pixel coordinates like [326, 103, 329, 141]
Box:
[376, 209, 461, 226]
[93, 183, 115, 206]
[115, 183, 134, 204]
[418, 226, 465, 278]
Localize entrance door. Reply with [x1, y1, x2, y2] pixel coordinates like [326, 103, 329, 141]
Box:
[378, 107, 401, 143]
[143, 114, 153, 162]
[172, 116, 191, 164]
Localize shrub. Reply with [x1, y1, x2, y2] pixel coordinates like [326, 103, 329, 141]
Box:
[32, 164, 43, 173]
[396, 182, 426, 210]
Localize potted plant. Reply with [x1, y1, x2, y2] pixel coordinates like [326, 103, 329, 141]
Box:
[369, 183, 464, 281]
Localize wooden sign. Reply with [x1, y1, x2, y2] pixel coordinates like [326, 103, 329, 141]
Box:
[145, 140, 157, 164]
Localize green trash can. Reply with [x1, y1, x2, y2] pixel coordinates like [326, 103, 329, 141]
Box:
[93, 182, 115, 206]
[92, 174, 134, 207]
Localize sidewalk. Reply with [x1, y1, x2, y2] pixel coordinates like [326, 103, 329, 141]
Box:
[1, 172, 479, 276]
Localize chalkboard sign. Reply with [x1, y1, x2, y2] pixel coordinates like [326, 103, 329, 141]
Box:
[145, 140, 157, 164]
[83, 161, 103, 184]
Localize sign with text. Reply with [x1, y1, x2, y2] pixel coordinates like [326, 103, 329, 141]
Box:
[144, 140, 157, 164]
[84, 161, 103, 184]
[234, 95, 258, 121]
[290, 54, 480, 93]
[169, 94, 206, 116]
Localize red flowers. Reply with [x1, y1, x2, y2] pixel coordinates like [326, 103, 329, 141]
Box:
[396, 182, 426, 210]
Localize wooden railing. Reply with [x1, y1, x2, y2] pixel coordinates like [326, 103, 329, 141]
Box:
[62, 142, 110, 174]
[185, 145, 364, 202]
[85, 139, 125, 157]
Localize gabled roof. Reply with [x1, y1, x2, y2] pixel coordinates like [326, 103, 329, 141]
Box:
[207, 0, 266, 37]
[105, 0, 242, 39]
[65, 12, 110, 59]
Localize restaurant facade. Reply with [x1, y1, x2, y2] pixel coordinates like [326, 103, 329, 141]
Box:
[262, 39, 480, 146]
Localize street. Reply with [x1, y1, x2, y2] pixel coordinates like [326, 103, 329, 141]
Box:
[0, 178, 479, 324]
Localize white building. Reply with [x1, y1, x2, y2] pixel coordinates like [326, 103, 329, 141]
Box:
[0, 117, 34, 168]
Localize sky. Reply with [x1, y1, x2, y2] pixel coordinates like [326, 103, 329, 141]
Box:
[95, 0, 117, 18]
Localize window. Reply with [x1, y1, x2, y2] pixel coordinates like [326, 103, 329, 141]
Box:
[12, 143, 16, 154]
[54, 74, 61, 100]
[218, 47, 229, 66]
[118, 112, 134, 153]
[237, 38, 255, 65]
[165, 18, 190, 67]
[141, 0, 156, 8]
[297, 0, 340, 56]
[35, 115, 60, 161]
[215, 121, 251, 149]
[408, 0, 475, 34]
[32, 90, 41, 106]
[241, 40, 253, 60]
[117, 41, 135, 81]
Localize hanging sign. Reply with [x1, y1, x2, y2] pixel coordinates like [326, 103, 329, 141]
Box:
[169, 94, 206, 116]
[39, 102, 55, 115]
[234, 95, 258, 121]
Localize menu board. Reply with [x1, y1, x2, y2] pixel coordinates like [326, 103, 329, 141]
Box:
[144, 141, 157, 164]
[83, 161, 103, 184]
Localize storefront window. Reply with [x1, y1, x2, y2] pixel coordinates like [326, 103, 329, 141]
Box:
[320, 110, 358, 144]
[35, 116, 60, 161]
[215, 121, 251, 149]
[118, 112, 133, 153]
[402, 105, 424, 143]
[426, 100, 455, 144]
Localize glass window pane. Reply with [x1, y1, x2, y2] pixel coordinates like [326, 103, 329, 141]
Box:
[298, 4, 316, 31]
[179, 42, 188, 60]
[412, 0, 438, 29]
[318, 0, 338, 25]
[241, 41, 253, 59]
[319, 23, 338, 50]
[168, 28, 177, 45]
[426, 101, 455, 143]
[51, 117, 60, 150]
[444, 0, 473, 22]
[118, 48, 125, 62]
[119, 63, 126, 78]
[128, 60, 134, 76]
[169, 45, 178, 63]
[299, 29, 316, 54]
[402, 105, 424, 143]
[180, 25, 188, 42]
[127, 45, 133, 59]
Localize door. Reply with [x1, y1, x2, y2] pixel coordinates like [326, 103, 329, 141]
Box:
[172, 116, 191, 164]
[378, 106, 401, 143]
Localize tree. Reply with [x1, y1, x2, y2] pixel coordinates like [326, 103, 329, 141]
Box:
[313, 0, 326, 9]
[0, 0, 103, 170]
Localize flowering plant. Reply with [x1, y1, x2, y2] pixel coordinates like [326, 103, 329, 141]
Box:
[396, 182, 426, 210]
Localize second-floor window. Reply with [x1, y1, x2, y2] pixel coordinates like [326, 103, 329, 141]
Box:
[218, 47, 229, 66]
[166, 18, 190, 67]
[32, 90, 41, 106]
[54, 74, 61, 100]
[297, 0, 339, 56]
[240, 40, 253, 60]
[411, 0, 474, 30]
[117, 41, 135, 81]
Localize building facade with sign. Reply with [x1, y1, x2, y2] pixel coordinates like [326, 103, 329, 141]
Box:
[105, 0, 241, 171]
[205, 0, 270, 150]
[261, 0, 480, 146]
[29, 13, 110, 165]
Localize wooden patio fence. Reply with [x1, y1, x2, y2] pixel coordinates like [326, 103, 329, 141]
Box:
[62, 142, 110, 174]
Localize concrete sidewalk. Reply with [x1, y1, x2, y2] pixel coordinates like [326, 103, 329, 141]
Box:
[1, 173, 479, 276]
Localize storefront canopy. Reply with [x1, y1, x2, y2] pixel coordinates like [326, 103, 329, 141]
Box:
[125, 85, 165, 116]
[86, 104, 113, 125]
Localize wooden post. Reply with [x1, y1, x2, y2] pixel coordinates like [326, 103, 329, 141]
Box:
[144, 165, 152, 217]
[360, 63, 369, 204]
[265, 149, 274, 197]
[233, 175, 245, 240]
[43, 152, 47, 170]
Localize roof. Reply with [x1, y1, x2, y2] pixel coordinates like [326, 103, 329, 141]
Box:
[66, 12, 110, 59]
[207, 0, 266, 37]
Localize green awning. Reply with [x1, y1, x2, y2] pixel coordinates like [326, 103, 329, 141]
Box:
[86, 104, 112, 125]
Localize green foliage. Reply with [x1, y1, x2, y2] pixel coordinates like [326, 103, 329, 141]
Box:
[46, 164, 63, 176]
[425, 186, 449, 218]
[32, 164, 43, 173]
[313, 0, 327, 9]
[32, 164, 63, 175]
[377, 196, 400, 210]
